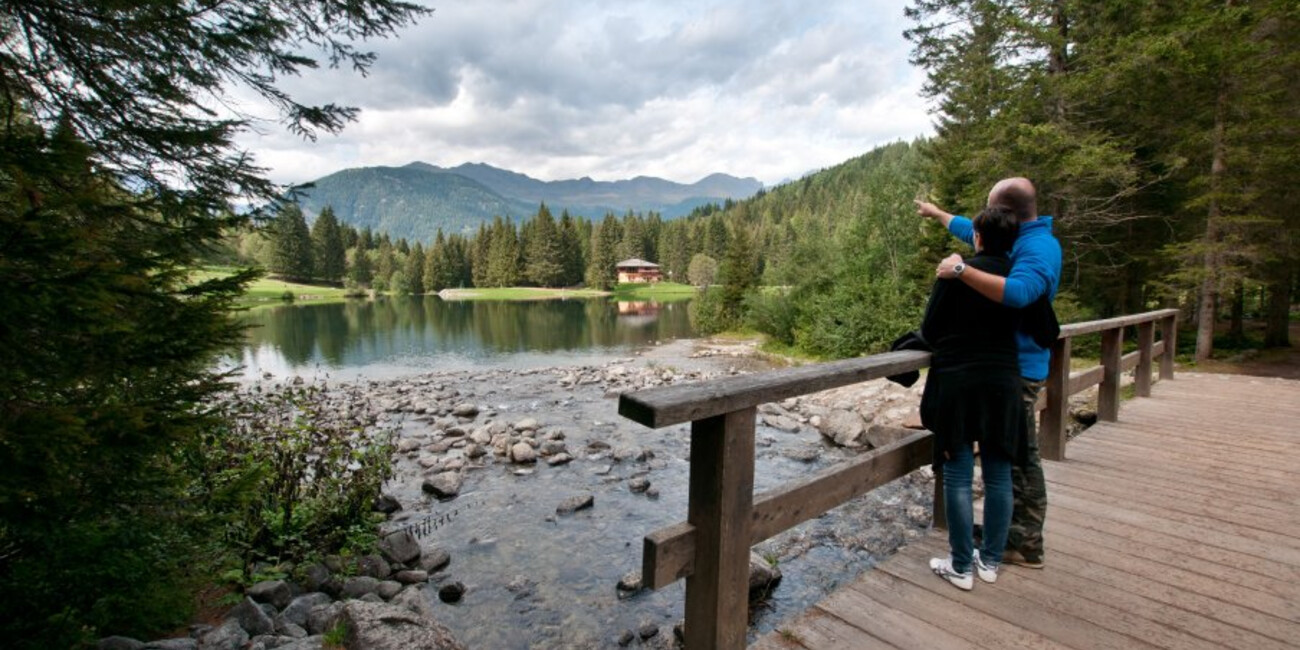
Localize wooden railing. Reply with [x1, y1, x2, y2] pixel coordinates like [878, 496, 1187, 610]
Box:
[617, 308, 1179, 649]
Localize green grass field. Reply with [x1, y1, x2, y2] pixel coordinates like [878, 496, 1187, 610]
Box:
[611, 281, 697, 301]
[191, 267, 354, 307]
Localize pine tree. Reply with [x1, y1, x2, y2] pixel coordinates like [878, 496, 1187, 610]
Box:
[271, 203, 314, 281]
[404, 242, 425, 294]
[311, 206, 346, 283]
[525, 204, 565, 287]
[586, 213, 621, 289]
[558, 211, 585, 286]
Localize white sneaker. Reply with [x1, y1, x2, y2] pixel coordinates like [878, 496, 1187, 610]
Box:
[929, 556, 974, 591]
[973, 550, 999, 584]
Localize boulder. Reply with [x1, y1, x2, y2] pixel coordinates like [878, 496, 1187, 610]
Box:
[141, 640, 197, 650]
[329, 600, 466, 650]
[437, 582, 465, 604]
[817, 409, 866, 447]
[341, 576, 382, 599]
[355, 554, 391, 579]
[198, 619, 248, 650]
[761, 414, 801, 432]
[378, 530, 422, 565]
[544, 452, 573, 466]
[627, 477, 651, 494]
[301, 564, 332, 593]
[391, 585, 436, 619]
[247, 579, 293, 611]
[395, 569, 429, 585]
[862, 424, 914, 450]
[748, 552, 783, 598]
[418, 547, 451, 573]
[509, 442, 537, 464]
[451, 403, 479, 418]
[227, 596, 274, 637]
[377, 580, 404, 601]
[280, 593, 334, 628]
[305, 602, 345, 636]
[556, 494, 595, 515]
[271, 637, 324, 650]
[513, 417, 540, 431]
[421, 472, 463, 500]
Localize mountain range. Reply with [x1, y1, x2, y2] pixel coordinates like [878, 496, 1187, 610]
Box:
[293, 162, 763, 242]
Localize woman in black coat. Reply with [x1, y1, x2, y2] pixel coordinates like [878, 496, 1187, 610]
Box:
[920, 205, 1027, 590]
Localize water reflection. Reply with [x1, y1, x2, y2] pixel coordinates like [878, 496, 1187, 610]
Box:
[230, 296, 694, 379]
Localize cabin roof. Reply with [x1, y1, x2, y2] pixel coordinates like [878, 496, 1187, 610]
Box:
[616, 258, 660, 268]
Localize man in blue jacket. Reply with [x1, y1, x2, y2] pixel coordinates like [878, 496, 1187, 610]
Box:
[916, 177, 1061, 569]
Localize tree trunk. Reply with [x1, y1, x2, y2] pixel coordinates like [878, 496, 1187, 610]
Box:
[1263, 261, 1293, 347]
[1195, 78, 1231, 361]
[1228, 281, 1245, 339]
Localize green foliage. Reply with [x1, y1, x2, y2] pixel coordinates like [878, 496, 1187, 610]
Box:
[744, 290, 799, 346]
[688, 287, 739, 336]
[196, 385, 396, 567]
[687, 253, 719, 287]
[312, 207, 347, 284]
[271, 204, 315, 281]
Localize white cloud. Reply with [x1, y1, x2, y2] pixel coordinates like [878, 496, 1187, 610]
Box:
[237, 0, 933, 187]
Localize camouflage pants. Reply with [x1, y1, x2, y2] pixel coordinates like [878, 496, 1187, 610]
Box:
[1007, 378, 1047, 559]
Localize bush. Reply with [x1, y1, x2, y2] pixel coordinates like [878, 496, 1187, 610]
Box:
[689, 287, 739, 335]
[744, 290, 799, 346]
[194, 385, 396, 572]
[794, 278, 923, 358]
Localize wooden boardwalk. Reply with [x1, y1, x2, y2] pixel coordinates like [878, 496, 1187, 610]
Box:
[753, 372, 1300, 650]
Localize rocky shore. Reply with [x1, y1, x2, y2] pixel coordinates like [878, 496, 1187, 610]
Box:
[113, 338, 1101, 649]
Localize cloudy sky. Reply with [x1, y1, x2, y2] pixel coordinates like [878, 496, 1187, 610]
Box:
[238, 0, 934, 188]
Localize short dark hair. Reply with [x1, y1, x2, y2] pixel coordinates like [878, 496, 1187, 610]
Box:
[972, 205, 1019, 255]
[990, 182, 1036, 222]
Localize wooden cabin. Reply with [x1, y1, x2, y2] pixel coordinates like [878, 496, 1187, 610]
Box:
[616, 258, 662, 283]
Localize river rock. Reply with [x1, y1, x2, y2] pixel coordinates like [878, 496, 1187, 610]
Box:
[545, 452, 573, 466]
[762, 413, 801, 432]
[539, 440, 567, 456]
[782, 447, 821, 462]
[469, 427, 492, 445]
[509, 442, 537, 464]
[419, 547, 452, 573]
[379, 529, 422, 565]
[355, 554, 391, 579]
[140, 640, 197, 650]
[378, 580, 404, 601]
[464, 443, 486, 459]
[817, 409, 866, 447]
[514, 417, 540, 431]
[374, 493, 403, 514]
[556, 494, 595, 515]
[422, 472, 463, 499]
[437, 582, 466, 604]
[616, 570, 643, 597]
[398, 438, 423, 453]
[628, 477, 651, 493]
[199, 619, 248, 650]
[862, 423, 913, 449]
[748, 552, 783, 597]
[342, 576, 382, 599]
[395, 569, 429, 584]
[247, 579, 293, 611]
[305, 602, 345, 636]
[328, 599, 466, 650]
[392, 585, 436, 619]
[279, 593, 333, 628]
[227, 596, 274, 637]
[451, 403, 479, 418]
[98, 637, 144, 650]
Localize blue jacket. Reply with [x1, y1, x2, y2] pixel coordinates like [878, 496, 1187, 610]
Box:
[949, 216, 1062, 381]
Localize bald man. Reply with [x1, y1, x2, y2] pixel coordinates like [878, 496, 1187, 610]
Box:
[916, 177, 1061, 569]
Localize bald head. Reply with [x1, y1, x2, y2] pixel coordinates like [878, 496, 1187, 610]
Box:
[987, 177, 1037, 222]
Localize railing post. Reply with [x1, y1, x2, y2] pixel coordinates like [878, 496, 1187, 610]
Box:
[1159, 314, 1177, 380]
[1041, 337, 1071, 461]
[1098, 328, 1123, 421]
[684, 408, 755, 650]
[1136, 321, 1155, 397]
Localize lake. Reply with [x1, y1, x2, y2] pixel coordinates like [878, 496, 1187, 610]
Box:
[229, 296, 696, 380]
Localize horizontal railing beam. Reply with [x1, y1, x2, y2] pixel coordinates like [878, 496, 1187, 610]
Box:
[619, 350, 930, 429]
[1058, 308, 1178, 338]
[642, 431, 933, 589]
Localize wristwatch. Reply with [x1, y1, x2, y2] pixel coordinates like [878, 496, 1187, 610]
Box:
[952, 262, 966, 277]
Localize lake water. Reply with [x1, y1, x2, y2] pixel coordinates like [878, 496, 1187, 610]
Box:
[229, 296, 695, 380]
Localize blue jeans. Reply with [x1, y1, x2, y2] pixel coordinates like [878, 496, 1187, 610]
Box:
[942, 443, 1013, 573]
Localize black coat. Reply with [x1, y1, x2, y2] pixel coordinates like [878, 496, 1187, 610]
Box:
[919, 253, 1028, 466]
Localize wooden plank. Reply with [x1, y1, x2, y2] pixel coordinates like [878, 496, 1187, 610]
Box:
[618, 351, 930, 428]
[1042, 533, 1300, 640]
[846, 568, 1072, 650]
[1076, 435, 1300, 483]
[1047, 490, 1300, 567]
[1065, 443, 1299, 502]
[751, 432, 932, 541]
[1135, 321, 1154, 397]
[1159, 314, 1176, 379]
[1067, 365, 1103, 395]
[1040, 337, 1071, 460]
[999, 531, 1296, 650]
[646, 433, 933, 584]
[816, 585, 984, 650]
[1058, 438, 1300, 499]
[684, 408, 756, 650]
[877, 545, 1163, 650]
[643, 521, 694, 589]
[770, 609, 896, 650]
[907, 538, 1225, 650]
[1098, 328, 1122, 421]
[1059, 308, 1178, 338]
